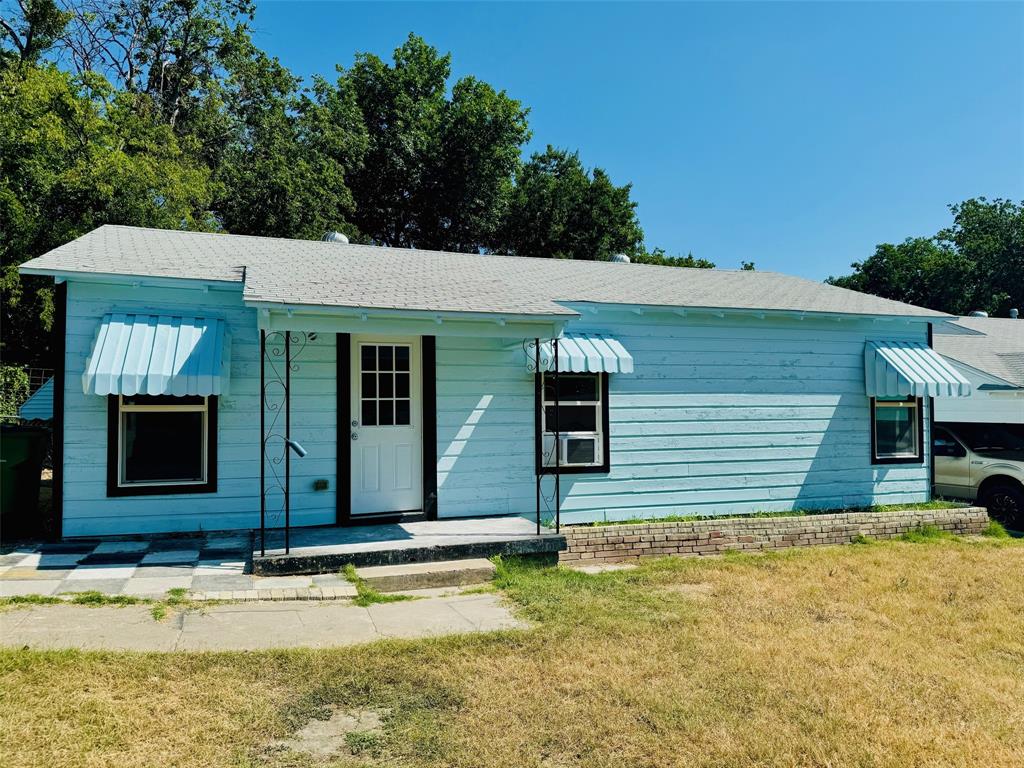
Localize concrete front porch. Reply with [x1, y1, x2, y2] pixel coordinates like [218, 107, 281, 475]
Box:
[252, 516, 566, 575]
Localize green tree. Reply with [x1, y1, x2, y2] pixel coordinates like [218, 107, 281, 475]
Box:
[937, 198, 1024, 316]
[54, 0, 255, 129]
[827, 199, 1023, 315]
[0, 364, 29, 417]
[827, 238, 973, 313]
[497, 146, 644, 261]
[633, 247, 715, 269]
[0, 65, 213, 365]
[206, 43, 368, 239]
[0, 0, 71, 66]
[338, 34, 530, 250]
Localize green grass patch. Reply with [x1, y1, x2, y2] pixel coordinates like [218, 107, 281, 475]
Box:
[851, 533, 874, 545]
[65, 590, 143, 606]
[1, 587, 210, 620]
[0, 594, 63, 607]
[344, 729, 382, 756]
[981, 520, 1012, 539]
[580, 500, 962, 528]
[898, 523, 958, 544]
[342, 564, 417, 607]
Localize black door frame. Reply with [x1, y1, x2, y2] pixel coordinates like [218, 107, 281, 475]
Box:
[336, 333, 437, 525]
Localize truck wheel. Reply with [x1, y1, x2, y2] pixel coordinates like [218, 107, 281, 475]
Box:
[980, 482, 1024, 531]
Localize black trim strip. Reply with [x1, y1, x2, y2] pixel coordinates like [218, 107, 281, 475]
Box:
[106, 396, 218, 496]
[927, 322, 936, 493]
[422, 336, 438, 520]
[870, 396, 925, 466]
[337, 333, 351, 524]
[50, 282, 67, 540]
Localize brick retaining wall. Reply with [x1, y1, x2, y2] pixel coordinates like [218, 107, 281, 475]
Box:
[559, 507, 988, 564]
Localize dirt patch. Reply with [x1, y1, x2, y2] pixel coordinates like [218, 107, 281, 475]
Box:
[271, 706, 389, 759]
[661, 582, 715, 599]
[568, 562, 639, 574]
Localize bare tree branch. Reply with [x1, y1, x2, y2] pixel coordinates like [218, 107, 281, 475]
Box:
[0, 16, 26, 53]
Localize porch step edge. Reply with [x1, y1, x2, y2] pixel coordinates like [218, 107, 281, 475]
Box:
[356, 558, 496, 592]
[252, 535, 565, 576]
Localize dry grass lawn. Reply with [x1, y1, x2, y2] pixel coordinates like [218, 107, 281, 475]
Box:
[2, 536, 1022, 767]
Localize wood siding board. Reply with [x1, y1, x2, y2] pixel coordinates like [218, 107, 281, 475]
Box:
[62, 281, 337, 536]
[431, 316, 930, 521]
[61, 283, 934, 533]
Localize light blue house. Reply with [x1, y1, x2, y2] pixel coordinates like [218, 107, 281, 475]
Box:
[20, 225, 973, 539]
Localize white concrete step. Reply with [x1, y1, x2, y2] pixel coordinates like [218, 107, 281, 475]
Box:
[354, 558, 496, 592]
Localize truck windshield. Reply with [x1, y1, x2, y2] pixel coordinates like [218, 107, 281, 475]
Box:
[942, 423, 1024, 455]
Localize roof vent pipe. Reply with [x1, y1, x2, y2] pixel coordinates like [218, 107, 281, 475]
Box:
[321, 231, 349, 244]
[1011, 308, 1020, 319]
[610, 253, 631, 263]
[968, 310, 989, 317]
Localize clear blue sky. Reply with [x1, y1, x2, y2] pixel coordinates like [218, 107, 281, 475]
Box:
[253, 1, 1023, 280]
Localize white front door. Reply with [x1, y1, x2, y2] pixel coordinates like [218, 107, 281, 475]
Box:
[350, 336, 423, 515]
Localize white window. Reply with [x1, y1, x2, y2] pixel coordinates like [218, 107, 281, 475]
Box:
[359, 343, 412, 427]
[872, 398, 921, 463]
[115, 395, 212, 489]
[540, 373, 607, 470]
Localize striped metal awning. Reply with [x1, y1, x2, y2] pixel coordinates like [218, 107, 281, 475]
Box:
[83, 313, 231, 397]
[532, 333, 634, 374]
[865, 341, 971, 398]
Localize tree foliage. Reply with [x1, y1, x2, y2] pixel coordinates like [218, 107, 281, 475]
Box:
[339, 34, 530, 251]
[0, 364, 29, 417]
[0, 3, 723, 366]
[0, 64, 213, 364]
[827, 199, 1023, 315]
[497, 146, 644, 262]
[633, 247, 715, 269]
[0, 0, 70, 65]
[55, 0, 255, 128]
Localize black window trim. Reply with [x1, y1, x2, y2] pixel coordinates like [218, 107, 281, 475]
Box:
[534, 372, 611, 475]
[869, 396, 924, 466]
[107, 394, 218, 497]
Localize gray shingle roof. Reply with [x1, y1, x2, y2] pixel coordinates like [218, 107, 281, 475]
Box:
[20, 225, 949, 319]
[933, 316, 1024, 387]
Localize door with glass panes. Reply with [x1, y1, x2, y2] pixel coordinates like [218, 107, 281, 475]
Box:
[350, 337, 422, 515]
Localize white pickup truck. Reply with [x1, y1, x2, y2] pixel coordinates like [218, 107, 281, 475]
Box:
[934, 422, 1024, 529]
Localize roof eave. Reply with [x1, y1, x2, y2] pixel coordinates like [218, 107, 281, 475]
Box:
[561, 300, 950, 322]
[939, 354, 1023, 390]
[19, 266, 241, 291]
[244, 298, 577, 324]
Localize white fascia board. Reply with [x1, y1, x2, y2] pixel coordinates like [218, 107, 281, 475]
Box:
[18, 267, 240, 292]
[255, 305, 569, 339]
[560, 301, 949, 323]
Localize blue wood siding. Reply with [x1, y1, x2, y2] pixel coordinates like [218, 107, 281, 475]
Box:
[435, 312, 932, 523]
[60, 279, 933, 534]
[62, 281, 337, 537]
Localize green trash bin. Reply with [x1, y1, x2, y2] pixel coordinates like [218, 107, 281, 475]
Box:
[1, 424, 50, 539]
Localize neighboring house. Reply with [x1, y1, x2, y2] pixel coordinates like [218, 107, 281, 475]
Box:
[20, 225, 973, 538]
[17, 378, 54, 421]
[933, 317, 1024, 424]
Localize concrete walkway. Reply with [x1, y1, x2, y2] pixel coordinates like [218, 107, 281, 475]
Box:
[0, 593, 526, 651]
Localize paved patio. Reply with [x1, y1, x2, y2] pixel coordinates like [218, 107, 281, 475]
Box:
[0, 532, 358, 599]
[0, 593, 526, 650]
